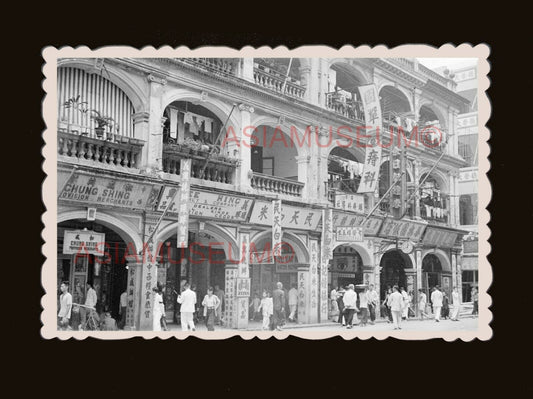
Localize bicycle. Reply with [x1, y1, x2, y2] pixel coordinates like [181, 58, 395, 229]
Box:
[74, 303, 100, 331]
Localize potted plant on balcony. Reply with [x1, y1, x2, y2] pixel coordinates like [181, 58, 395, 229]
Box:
[90, 110, 114, 139]
[183, 137, 201, 155]
[62, 95, 88, 134]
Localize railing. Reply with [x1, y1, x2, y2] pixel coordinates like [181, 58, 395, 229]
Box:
[253, 67, 306, 99]
[325, 92, 365, 122]
[388, 58, 452, 87]
[251, 172, 304, 197]
[178, 58, 238, 76]
[162, 144, 237, 184]
[58, 130, 144, 169]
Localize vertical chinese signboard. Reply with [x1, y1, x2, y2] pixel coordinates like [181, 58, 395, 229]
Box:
[357, 84, 383, 194]
[224, 265, 237, 328]
[177, 159, 191, 248]
[321, 209, 334, 322]
[309, 239, 320, 324]
[237, 232, 250, 329]
[389, 144, 406, 219]
[140, 222, 158, 330]
[272, 200, 282, 257]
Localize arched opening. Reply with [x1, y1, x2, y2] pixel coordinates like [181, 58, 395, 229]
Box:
[250, 125, 299, 180]
[422, 253, 443, 296]
[419, 173, 449, 224]
[326, 63, 365, 121]
[157, 231, 228, 326]
[58, 219, 131, 330]
[419, 104, 446, 150]
[327, 146, 364, 201]
[379, 86, 413, 129]
[249, 233, 303, 297]
[379, 249, 412, 301]
[329, 245, 364, 291]
[57, 66, 136, 138]
[162, 100, 237, 183]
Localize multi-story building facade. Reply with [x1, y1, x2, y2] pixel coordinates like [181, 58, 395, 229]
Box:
[56, 57, 472, 330]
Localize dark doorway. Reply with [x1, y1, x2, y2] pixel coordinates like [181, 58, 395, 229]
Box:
[379, 250, 411, 301]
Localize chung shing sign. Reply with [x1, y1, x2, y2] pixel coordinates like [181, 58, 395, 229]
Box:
[63, 230, 106, 255]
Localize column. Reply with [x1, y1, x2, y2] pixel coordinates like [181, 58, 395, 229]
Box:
[413, 160, 422, 218]
[124, 257, 142, 331]
[317, 127, 332, 201]
[373, 249, 382, 318]
[297, 265, 310, 324]
[412, 88, 422, 124]
[309, 238, 320, 323]
[296, 154, 311, 199]
[139, 216, 161, 331]
[415, 248, 423, 315]
[301, 58, 320, 106]
[318, 58, 330, 108]
[224, 263, 238, 329]
[451, 251, 457, 291]
[237, 103, 254, 192]
[132, 112, 150, 170]
[239, 58, 255, 82]
[145, 73, 167, 173]
[456, 252, 463, 303]
[319, 243, 329, 323]
[235, 230, 250, 329]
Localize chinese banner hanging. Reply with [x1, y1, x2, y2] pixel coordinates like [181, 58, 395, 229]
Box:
[272, 199, 282, 257]
[177, 159, 191, 248]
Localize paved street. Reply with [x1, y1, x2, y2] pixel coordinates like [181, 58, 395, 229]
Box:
[167, 316, 478, 332]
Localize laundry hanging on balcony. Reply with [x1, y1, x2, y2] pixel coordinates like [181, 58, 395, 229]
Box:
[184, 112, 214, 135]
[333, 158, 364, 179]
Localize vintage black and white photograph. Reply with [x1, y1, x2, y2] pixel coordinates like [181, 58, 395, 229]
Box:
[42, 45, 490, 339]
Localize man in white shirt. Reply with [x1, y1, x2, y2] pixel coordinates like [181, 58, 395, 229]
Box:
[80, 282, 97, 328]
[288, 284, 298, 322]
[177, 282, 197, 331]
[387, 285, 404, 330]
[342, 284, 359, 329]
[119, 290, 128, 329]
[431, 286, 444, 322]
[400, 287, 409, 320]
[367, 284, 379, 325]
[418, 289, 427, 320]
[58, 281, 72, 330]
[450, 287, 461, 321]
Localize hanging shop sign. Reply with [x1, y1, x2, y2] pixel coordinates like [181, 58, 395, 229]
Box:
[421, 227, 459, 248]
[378, 218, 427, 241]
[332, 211, 382, 236]
[63, 230, 105, 255]
[357, 84, 383, 194]
[157, 186, 253, 222]
[236, 278, 251, 297]
[272, 200, 282, 257]
[336, 226, 363, 242]
[58, 170, 161, 210]
[177, 159, 192, 248]
[249, 201, 322, 231]
[335, 193, 365, 213]
[322, 209, 334, 262]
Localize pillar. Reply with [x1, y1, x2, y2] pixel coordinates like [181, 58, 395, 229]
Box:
[373, 248, 382, 318]
[319, 242, 329, 323]
[318, 58, 330, 108]
[301, 58, 320, 106]
[237, 103, 254, 192]
[235, 230, 250, 329]
[145, 73, 167, 173]
[132, 111, 150, 170]
[239, 58, 255, 82]
[412, 88, 422, 124]
[415, 248, 423, 314]
[309, 238, 320, 323]
[296, 154, 311, 199]
[413, 160, 422, 218]
[456, 252, 463, 303]
[124, 257, 142, 331]
[451, 251, 457, 291]
[297, 265, 310, 324]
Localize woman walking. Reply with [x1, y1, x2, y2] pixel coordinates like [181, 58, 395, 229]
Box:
[202, 287, 221, 331]
[152, 287, 165, 332]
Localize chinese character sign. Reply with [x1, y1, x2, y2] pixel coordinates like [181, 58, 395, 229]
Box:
[335, 193, 365, 213]
[357, 145, 382, 194]
[177, 159, 191, 248]
[322, 209, 334, 263]
[63, 230, 105, 255]
[272, 200, 282, 257]
[249, 201, 322, 231]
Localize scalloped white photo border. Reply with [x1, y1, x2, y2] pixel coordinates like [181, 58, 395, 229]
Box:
[41, 44, 491, 340]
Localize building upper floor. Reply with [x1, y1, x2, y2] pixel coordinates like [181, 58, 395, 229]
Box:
[56, 57, 474, 229]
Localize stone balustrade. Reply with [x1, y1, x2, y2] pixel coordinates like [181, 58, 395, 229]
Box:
[162, 144, 237, 184]
[180, 58, 238, 76]
[58, 130, 144, 169]
[253, 67, 306, 99]
[250, 172, 304, 197]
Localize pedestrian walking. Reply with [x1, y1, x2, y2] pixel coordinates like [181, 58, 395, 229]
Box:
[80, 282, 97, 329]
[431, 286, 444, 322]
[288, 284, 298, 322]
[400, 287, 409, 320]
[177, 282, 197, 331]
[258, 291, 273, 330]
[441, 290, 450, 320]
[58, 281, 72, 331]
[342, 284, 359, 329]
[152, 286, 164, 332]
[387, 285, 404, 330]
[382, 287, 393, 323]
[450, 287, 461, 321]
[249, 292, 261, 321]
[367, 284, 378, 325]
[330, 286, 339, 321]
[418, 289, 427, 320]
[272, 282, 286, 331]
[337, 287, 346, 325]
[359, 287, 369, 326]
[118, 290, 127, 329]
[471, 287, 478, 316]
[214, 285, 225, 325]
[202, 286, 221, 331]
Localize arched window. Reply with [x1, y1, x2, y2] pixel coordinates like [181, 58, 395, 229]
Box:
[57, 67, 135, 138]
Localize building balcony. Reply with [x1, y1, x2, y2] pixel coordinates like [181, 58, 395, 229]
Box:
[57, 129, 144, 169]
[253, 64, 306, 99]
[325, 92, 365, 122]
[162, 143, 237, 184]
[250, 172, 304, 197]
[177, 58, 238, 77]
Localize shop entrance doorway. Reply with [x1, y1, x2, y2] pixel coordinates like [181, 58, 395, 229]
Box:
[379, 249, 412, 301]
